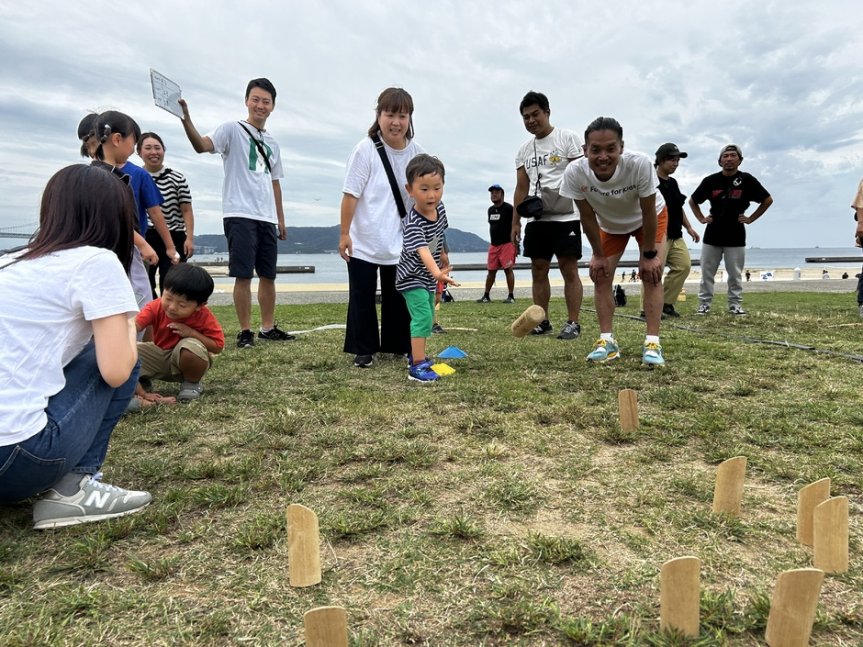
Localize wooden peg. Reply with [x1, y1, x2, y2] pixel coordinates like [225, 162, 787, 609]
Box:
[660, 556, 700, 637]
[511, 305, 545, 337]
[618, 389, 638, 433]
[712, 456, 747, 516]
[304, 606, 348, 647]
[796, 478, 830, 546]
[813, 496, 849, 573]
[765, 568, 824, 647]
[286, 503, 321, 587]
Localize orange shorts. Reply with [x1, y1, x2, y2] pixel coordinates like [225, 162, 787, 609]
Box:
[599, 206, 668, 257]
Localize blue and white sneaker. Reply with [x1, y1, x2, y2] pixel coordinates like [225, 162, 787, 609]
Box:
[586, 338, 620, 363]
[408, 360, 439, 383]
[642, 342, 665, 367]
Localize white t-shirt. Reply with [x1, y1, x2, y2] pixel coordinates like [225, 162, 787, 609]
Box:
[0, 247, 138, 444]
[515, 127, 583, 223]
[342, 136, 424, 265]
[207, 121, 284, 224]
[561, 150, 666, 234]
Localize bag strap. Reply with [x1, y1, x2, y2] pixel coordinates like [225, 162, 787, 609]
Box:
[531, 139, 542, 196]
[237, 121, 272, 174]
[371, 134, 407, 218]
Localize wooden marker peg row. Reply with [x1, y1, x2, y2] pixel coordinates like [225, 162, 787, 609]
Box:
[712, 456, 747, 516]
[796, 478, 830, 546]
[660, 556, 700, 637]
[304, 606, 348, 647]
[511, 305, 545, 338]
[765, 568, 824, 647]
[286, 503, 321, 587]
[813, 496, 849, 574]
[618, 389, 638, 433]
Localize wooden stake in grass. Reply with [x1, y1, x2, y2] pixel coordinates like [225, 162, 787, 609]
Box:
[511, 305, 545, 338]
[813, 496, 849, 574]
[660, 556, 700, 637]
[711, 456, 746, 516]
[286, 503, 321, 587]
[764, 568, 824, 647]
[618, 389, 638, 433]
[796, 477, 830, 546]
[304, 606, 348, 647]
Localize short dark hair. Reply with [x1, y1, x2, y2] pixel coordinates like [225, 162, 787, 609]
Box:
[163, 264, 214, 304]
[585, 116, 623, 143]
[137, 132, 165, 155]
[519, 91, 550, 115]
[367, 87, 415, 141]
[94, 111, 141, 161]
[406, 154, 445, 185]
[245, 78, 277, 102]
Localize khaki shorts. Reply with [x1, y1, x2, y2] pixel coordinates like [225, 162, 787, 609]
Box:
[137, 338, 212, 382]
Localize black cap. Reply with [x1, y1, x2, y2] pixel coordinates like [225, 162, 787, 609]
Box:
[655, 143, 688, 162]
[488, 184, 503, 192]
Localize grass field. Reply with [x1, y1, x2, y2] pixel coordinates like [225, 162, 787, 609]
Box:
[1, 292, 861, 646]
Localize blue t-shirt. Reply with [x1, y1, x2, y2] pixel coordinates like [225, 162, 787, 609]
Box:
[396, 203, 448, 292]
[121, 161, 164, 233]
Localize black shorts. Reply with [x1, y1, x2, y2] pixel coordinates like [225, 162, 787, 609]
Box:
[223, 217, 278, 279]
[523, 220, 582, 261]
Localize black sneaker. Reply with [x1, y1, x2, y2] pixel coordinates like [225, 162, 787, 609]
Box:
[236, 329, 255, 348]
[476, 295, 491, 303]
[662, 304, 681, 318]
[557, 321, 581, 340]
[258, 324, 296, 341]
[530, 319, 553, 335]
[432, 323, 445, 334]
[503, 295, 516, 304]
[354, 354, 374, 368]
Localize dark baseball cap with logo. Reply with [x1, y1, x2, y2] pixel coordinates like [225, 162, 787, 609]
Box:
[655, 143, 688, 163]
[488, 184, 503, 192]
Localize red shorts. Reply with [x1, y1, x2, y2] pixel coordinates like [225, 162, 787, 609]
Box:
[599, 207, 668, 257]
[487, 242, 517, 270]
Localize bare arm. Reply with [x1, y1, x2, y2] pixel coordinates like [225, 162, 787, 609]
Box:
[739, 195, 774, 225]
[91, 315, 138, 387]
[688, 197, 712, 224]
[339, 193, 358, 261]
[164, 322, 223, 354]
[181, 202, 195, 258]
[273, 180, 286, 240]
[575, 198, 610, 283]
[147, 206, 179, 263]
[512, 166, 530, 245]
[134, 231, 158, 265]
[681, 206, 701, 243]
[417, 247, 458, 286]
[638, 194, 662, 285]
[178, 99, 214, 154]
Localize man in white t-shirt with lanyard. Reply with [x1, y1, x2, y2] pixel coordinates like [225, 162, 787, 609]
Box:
[179, 78, 294, 349]
[561, 116, 668, 367]
[512, 91, 584, 340]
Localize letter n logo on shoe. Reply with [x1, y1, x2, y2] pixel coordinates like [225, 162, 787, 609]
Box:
[85, 490, 111, 509]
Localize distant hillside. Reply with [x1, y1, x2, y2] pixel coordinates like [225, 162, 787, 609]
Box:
[194, 225, 488, 254]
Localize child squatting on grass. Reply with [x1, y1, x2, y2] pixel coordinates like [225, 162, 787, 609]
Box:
[134, 264, 225, 406]
[395, 154, 459, 382]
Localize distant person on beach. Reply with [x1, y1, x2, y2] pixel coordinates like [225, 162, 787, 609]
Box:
[134, 264, 224, 405]
[745, 269, 751, 282]
[339, 88, 422, 368]
[395, 155, 458, 382]
[0, 165, 151, 528]
[178, 78, 294, 348]
[138, 132, 195, 297]
[689, 144, 773, 316]
[852, 177, 863, 317]
[477, 184, 516, 304]
[561, 116, 668, 367]
[512, 91, 584, 340]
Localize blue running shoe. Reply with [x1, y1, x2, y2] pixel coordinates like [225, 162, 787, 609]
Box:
[586, 338, 620, 363]
[642, 341, 665, 367]
[408, 360, 440, 383]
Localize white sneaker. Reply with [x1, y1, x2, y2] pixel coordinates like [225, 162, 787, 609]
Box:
[33, 473, 152, 530]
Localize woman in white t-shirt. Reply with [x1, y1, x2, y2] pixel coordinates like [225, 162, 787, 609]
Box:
[0, 165, 152, 529]
[339, 88, 424, 368]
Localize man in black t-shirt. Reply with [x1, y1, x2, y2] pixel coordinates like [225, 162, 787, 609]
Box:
[689, 144, 773, 315]
[477, 184, 517, 303]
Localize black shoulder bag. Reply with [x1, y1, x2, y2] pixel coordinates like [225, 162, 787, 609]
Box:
[238, 121, 272, 174]
[371, 134, 407, 219]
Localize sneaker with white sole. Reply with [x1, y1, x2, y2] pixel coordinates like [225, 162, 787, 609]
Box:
[354, 354, 374, 368]
[503, 295, 516, 304]
[728, 304, 747, 315]
[258, 324, 296, 341]
[586, 338, 620, 363]
[408, 360, 439, 383]
[696, 303, 711, 315]
[33, 473, 152, 530]
[642, 342, 665, 367]
[531, 320, 553, 335]
[557, 321, 581, 340]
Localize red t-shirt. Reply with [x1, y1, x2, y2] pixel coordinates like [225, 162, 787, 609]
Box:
[136, 300, 225, 351]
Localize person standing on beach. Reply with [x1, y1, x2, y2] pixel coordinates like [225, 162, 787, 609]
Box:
[689, 144, 773, 316]
[477, 184, 516, 304]
[339, 88, 423, 369]
[178, 78, 294, 348]
[852, 177, 863, 317]
[512, 91, 584, 340]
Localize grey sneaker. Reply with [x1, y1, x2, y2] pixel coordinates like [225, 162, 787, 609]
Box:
[557, 321, 581, 340]
[728, 304, 747, 316]
[503, 295, 516, 304]
[696, 303, 710, 315]
[178, 381, 203, 402]
[33, 473, 152, 530]
[476, 295, 491, 303]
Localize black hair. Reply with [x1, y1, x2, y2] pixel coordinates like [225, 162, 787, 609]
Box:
[163, 263, 214, 304]
[519, 91, 550, 115]
[584, 116, 623, 143]
[77, 113, 98, 158]
[93, 110, 141, 161]
[245, 78, 277, 102]
[367, 87, 415, 141]
[137, 131, 165, 155]
[16, 165, 135, 272]
[406, 154, 445, 185]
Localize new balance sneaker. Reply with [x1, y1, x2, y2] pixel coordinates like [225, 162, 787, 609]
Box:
[557, 321, 581, 340]
[33, 473, 152, 530]
[177, 381, 203, 402]
[696, 303, 711, 315]
[662, 304, 681, 318]
[728, 304, 747, 316]
[503, 295, 516, 304]
[642, 342, 665, 367]
[432, 323, 446, 334]
[531, 320, 553, 335]
[476, 295, 491, 303]
[236, 329, 255, 348]
[354, 354, 374, 368]
[586, 338, 620, 363]
[258, 324, 296, 341]
[408, 360, 439, 383]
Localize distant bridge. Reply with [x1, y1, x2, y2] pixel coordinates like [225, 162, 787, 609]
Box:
[0, 223, 36, 239]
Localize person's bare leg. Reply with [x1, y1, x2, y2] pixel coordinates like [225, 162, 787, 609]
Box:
[178, 349, 208, 382]
[531, 258, 551, 315]
[595, 253, 623, 333]
[233, 278, 253, 330]
[558, 256, 583, 322]
[484, 270, 496, 295]
[505, 268, 515, 295]
[258, 277, 276, 330]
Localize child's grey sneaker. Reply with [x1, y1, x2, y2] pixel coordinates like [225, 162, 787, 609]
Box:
[33, 473, 152, 530]
[177, 381, 204, 402]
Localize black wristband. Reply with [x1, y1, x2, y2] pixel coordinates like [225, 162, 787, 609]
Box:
[642, 250, 658, 259]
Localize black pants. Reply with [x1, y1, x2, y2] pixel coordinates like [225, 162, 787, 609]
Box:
[145, 229, 188, 297]
[343, 257, 411, 356]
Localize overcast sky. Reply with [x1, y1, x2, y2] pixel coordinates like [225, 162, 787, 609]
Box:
[1, 1, 862, 248]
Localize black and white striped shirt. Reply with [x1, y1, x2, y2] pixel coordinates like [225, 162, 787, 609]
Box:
[396, 203, 448, 292]
[146, 167, 192, 231]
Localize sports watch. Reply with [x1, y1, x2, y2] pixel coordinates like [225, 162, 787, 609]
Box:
[642, 249, 658, 259]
